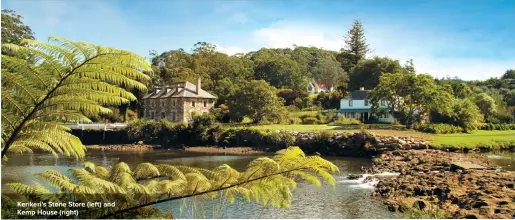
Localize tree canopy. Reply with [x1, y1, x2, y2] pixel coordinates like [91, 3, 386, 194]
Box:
[226, 80, 288, 124]
[1, 9, 35, 45]
[338, 20, 371, 71]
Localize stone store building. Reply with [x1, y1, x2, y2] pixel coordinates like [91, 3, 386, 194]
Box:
[141, 79, 217, 122]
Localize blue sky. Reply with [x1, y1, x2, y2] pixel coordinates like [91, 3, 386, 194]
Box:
[2, 0, 514, 80]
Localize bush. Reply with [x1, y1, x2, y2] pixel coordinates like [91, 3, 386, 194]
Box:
[217, 128, 294, 150]
[413, 123, 464, 134]
[479, 123, 515, 130]
[330, 115, 362, 125]
[487, 112, 515, 124]
[302, 116, 320, 124]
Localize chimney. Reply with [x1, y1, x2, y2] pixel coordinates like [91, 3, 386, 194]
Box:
[359, 87, 365, 91]
[196, 78, 201, 95]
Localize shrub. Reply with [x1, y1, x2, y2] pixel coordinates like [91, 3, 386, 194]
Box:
[330, 115, 363, 125]
[479, 123, 515, 130]
[413, 123, 463, 134]
[302, 116, 320, 124]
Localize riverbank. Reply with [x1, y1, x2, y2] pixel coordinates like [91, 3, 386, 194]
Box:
[86, 144, 155, 151]
[370, 150, 515, 219]
[183, 146, 265, 155]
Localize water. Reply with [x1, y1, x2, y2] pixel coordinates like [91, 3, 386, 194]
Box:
[486, 151, 515, 171]
[1, 149, 399, 219]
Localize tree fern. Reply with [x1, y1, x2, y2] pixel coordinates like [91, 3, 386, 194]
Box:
[1, 37, 151, 158]
[3, 146, 339, 218]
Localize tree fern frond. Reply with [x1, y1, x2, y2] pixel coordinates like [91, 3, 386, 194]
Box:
[2, 37, 152, 159]
[133, 163, 160, 180]
[155, 164, 186, 180]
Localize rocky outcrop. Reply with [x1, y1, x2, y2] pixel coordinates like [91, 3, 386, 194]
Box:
[291, 131, 430, 157]
[86, 144, 155, 151]
[371, 150, 515, 219]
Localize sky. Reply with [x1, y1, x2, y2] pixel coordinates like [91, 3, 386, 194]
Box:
[2, 0, 515, 80]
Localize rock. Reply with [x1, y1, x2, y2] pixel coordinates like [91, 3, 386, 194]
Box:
[347, 174, 362, 180]
[413, 200, 427, 210]
[465, 214, 478, 219]
[472, 200, 488, 208]
[497, 201, 509, 206]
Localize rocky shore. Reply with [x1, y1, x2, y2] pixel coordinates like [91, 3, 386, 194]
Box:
[86, 144, 155, 151]
[369, 150, 515, 219]
[183, 146, 265, 155]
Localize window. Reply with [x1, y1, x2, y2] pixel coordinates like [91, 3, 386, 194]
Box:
[380, 100, 385, 106]
[349, 100, 353, 107]
[172, 112, 176, 121]
[151, 112, 155, 119]
[173, 100, 176, 106]
[192, 101, 195, 107]
[161, 112, 166, 119]
[204, 101, 207, 107]
[365, 100, 369, 106]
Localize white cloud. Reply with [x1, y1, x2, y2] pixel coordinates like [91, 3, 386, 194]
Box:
[253, 22, 342, 51]
[215, 44, 247, 55]
[244, 21, 514, 80]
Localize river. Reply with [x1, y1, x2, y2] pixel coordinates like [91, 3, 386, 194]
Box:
[2, 149, 400, 219]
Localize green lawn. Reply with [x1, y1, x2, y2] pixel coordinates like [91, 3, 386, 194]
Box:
[432, 130, 515, 148]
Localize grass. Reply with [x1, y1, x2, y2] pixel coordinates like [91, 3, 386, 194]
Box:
[432, 130, 515, 149]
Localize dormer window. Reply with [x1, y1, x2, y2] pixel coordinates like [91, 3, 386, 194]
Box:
[365, 100, 369, 106]
[349, 100, 353, 107]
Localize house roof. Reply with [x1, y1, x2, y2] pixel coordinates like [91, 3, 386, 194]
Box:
[349, 90, 369, 100]
[142, 81, 217, 99]
[309, 79, 331, 90]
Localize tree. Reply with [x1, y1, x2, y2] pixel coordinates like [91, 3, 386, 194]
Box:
[403, 59, 416, 74]
[338, 20, 371, 71]
[453, 83, 472, 99]
[1, 9, 35, 45]
[369, 73, 453, 127]
[348, 56, 404, 91]
[1, 37, 151, 158]
[150, 43, 254, 104]
[253, 56, 307, 90]
[3, 147, 338, 219]
[501, 69, 515, 80]
[226, 80, 287, 123]
[451, 99, 483, 132]
[311, 54, 348, 90]
[473, 93, 497, 120]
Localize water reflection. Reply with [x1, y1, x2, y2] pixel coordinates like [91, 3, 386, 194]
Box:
[2, 150, 399, 219]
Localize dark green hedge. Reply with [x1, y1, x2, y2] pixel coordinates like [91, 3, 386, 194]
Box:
[479, 123, 515, 131]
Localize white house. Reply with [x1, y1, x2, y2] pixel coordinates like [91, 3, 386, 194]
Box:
[307, 79, 334, 94]
[338, 87, 394, 123]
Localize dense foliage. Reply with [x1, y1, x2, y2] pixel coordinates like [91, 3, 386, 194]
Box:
[1, 37, 151, 158]
[1, 9, 34, 45]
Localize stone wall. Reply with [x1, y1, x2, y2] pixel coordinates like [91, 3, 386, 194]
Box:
[143, 97, 215, 122]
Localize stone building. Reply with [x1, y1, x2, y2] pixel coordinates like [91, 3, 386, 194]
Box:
[141, 79, 217, 122]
